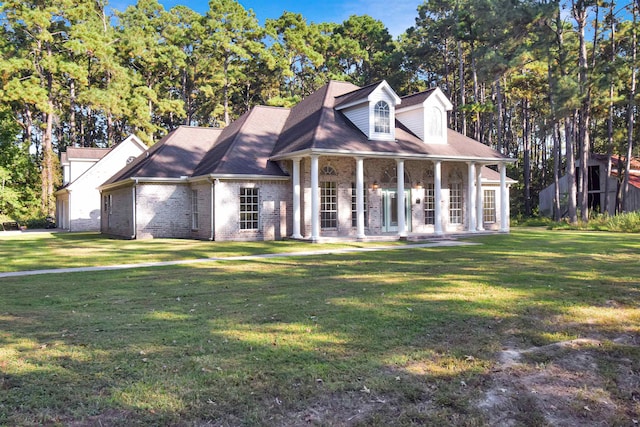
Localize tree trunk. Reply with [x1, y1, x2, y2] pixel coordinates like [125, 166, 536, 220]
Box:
[41, 43, 55, 217]
[470, 41, 480, 141]
[553, 122, 562, 220]
[573, 0, 592, 222]
[604, 0, 616, 215]
[223, 56, 231, 126]
[457, 40, 466, 136]
[69, 79, 76, 146]
[523, 98, 531, 216]
[565, 113, 578, 224]
[495, 77, 503, 154]
[622, 0, 637, 212]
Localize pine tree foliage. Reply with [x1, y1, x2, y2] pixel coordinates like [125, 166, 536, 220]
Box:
[0, 0, 638, 220]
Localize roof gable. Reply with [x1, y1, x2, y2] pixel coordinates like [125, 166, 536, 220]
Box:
[59, 134, 147, 192]
[334, 80, 401, 111]
[398, 87, 453, 112]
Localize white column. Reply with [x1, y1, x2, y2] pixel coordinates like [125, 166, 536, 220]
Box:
[500, 163, 509, 232]
[356, 157, 366, 239]
[291, 158, 302, 239]
[468, 162, 477, 232]
[476, 165, 484, 231]
[396, 159, 407, 238]
[310, 155, 320, 241]
[434, 161, 443, 235]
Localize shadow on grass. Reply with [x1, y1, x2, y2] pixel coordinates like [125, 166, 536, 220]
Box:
[1, 230, 639, 425]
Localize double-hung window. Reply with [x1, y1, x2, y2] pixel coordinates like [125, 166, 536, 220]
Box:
[374, 101, 390, 134]
[351, 182, 368, 227]
[483, 189, 496, 223]
[191, 189, 199, 230]
[240, 188, 259, 230]
[449, 182, 463, 225]
[424, 183, 435, 225]
[321, 181, 337, 229]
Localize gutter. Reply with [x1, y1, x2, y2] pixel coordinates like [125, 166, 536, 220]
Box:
[270, 148, 517, 164]
[209, 177, 216, 241]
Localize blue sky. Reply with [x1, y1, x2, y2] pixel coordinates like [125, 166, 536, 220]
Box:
[109, 0, 422, 37]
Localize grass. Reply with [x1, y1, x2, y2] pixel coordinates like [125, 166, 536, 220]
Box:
[1, 229, 639, 425]
[0, 232, 409, 273]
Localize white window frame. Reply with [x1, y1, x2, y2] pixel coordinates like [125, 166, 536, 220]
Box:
[424, 183, 435, 225]
[374, 101, 390, 134]
[240, 187, 259, 230]
[483, 189, 496, 223]
[351, 182, 368, 228]
[321, 181, 337, 229]
[449, 182, 463, 225]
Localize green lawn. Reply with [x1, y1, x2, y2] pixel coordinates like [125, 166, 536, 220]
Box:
[1, 229, 638, 425]
[0, 232, 409, 273]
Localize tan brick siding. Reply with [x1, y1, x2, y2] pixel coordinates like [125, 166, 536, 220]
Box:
[213, 180, 290, 241]
[101, 186, 133, 238]
[136, 184, 191, 239]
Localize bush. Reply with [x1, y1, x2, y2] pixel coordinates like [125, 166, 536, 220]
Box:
[545, 211, 640, 233]
[512, 215, 555, 227]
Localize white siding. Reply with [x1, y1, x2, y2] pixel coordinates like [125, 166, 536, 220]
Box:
[69, 160, 97, 183]
[343, 105, 369, 137]
[423, 98, 447, 144]
[60, 138, 146, 232]
[396, 108, 424, 140]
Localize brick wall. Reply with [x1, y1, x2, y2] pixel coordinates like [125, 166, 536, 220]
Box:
[136, 184, 191, 239]
[190, 182, 213, 240]
[213, 180, 291, 241]
[101, 186, 134, 238]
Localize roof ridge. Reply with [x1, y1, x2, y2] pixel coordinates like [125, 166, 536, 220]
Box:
[175, 124, 224, 130]
[309, 83, 335, 148]
[334, 80, 378, 100]
[207, 108, 255, 174]
[401, 87, 437, 99]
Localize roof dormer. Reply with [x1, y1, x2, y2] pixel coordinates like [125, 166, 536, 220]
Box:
[396, 87, 453, 144]
[335, 80, 401, 141]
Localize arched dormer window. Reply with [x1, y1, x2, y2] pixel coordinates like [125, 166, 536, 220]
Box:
[428, 106, 443, 137]
[374, 101, 390, 134]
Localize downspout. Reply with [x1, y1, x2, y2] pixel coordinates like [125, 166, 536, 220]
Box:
[131, 179, 138, 239]
[209, 177, 216, 241]
[67, 190, 72, 231]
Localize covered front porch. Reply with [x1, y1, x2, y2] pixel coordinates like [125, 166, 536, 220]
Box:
[286, 154, 512, 242]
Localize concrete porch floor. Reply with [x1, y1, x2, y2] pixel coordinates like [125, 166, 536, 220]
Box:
[291, 230, 507, 243]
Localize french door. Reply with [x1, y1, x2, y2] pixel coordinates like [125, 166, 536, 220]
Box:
[382, 189, 410, 233]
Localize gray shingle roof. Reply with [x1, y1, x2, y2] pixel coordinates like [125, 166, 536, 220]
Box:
[193, 106, 290, 177]
[399, 88, 437, 109]
[64, 147, 111, 161]
[104, 80, 510, 188]
[333, 81, 382, 109]
[103, 126, 221, 184]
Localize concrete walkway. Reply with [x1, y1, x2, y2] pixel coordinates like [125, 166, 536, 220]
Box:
[0, 240, 475, 279]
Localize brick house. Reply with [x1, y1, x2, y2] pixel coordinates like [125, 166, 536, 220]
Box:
[55, 135, 147, 232]
[99, 80, 515, 241]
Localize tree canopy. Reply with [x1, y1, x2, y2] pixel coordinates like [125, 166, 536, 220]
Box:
[0, 0, 638, 221]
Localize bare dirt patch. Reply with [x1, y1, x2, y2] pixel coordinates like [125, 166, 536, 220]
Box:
[478, 336, 640, 426]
